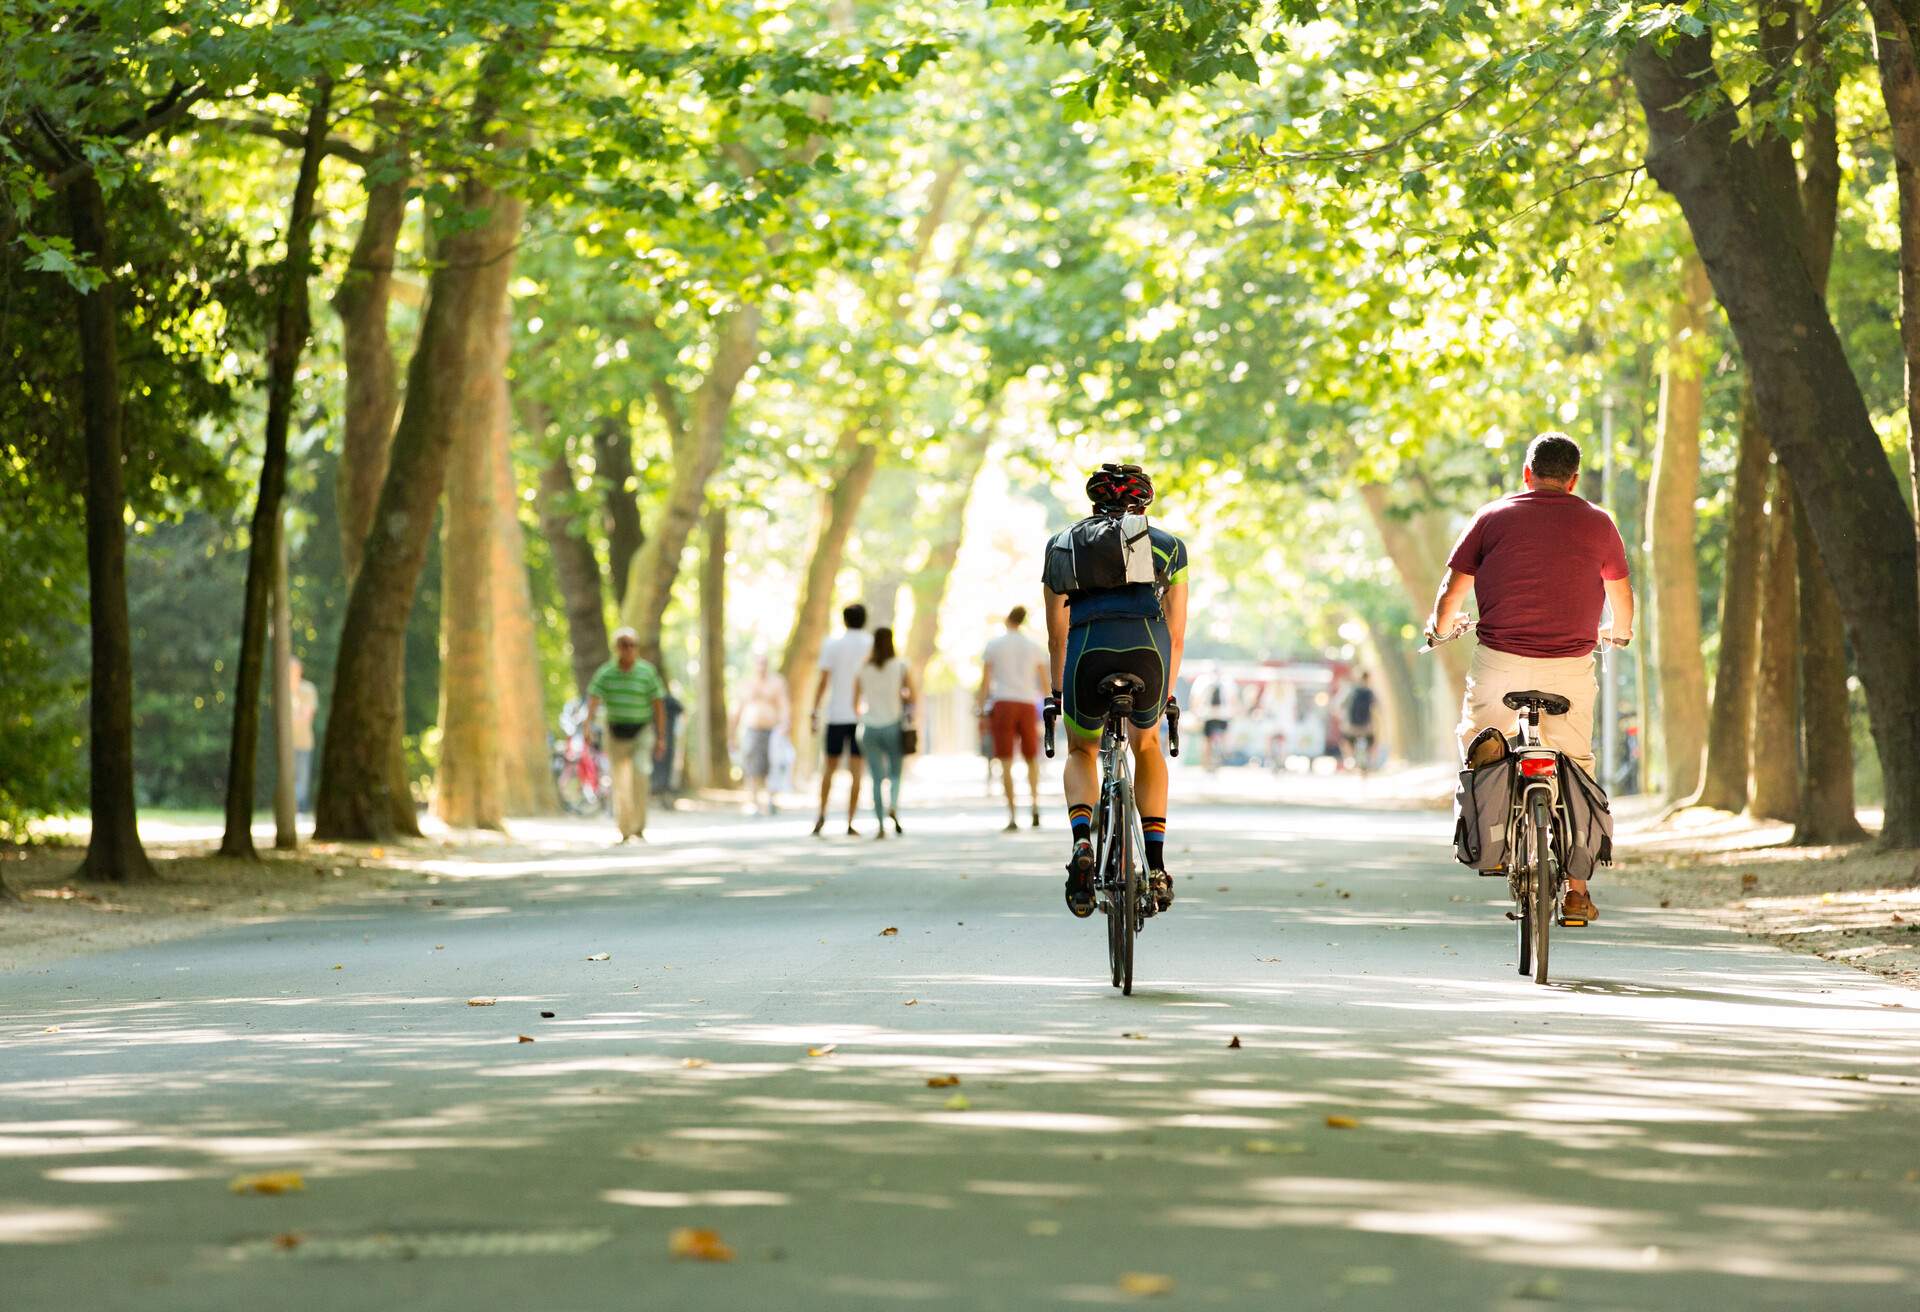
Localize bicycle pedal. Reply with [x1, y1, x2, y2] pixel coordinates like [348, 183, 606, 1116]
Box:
[1504, 910, 1521, 921]
[1558, 916, 1587, 927]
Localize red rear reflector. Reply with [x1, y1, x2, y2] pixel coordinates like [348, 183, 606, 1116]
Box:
[1519, 758, 1557, 777]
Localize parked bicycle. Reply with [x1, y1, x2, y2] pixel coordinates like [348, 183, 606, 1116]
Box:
[551, 698, 611, 817]
[1045, 675, 1180, 996]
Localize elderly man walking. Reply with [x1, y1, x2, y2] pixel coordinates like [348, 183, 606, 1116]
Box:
[587, 627, 667, 843]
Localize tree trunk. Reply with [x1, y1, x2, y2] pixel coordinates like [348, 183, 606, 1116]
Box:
[271, 527, 297, 850]
[68, 172, 154, 882]
[535, 440, 610, 697]
[904, 417, 995, 680]
[1691, 393, 1770, 812]
[1628, 33, 1920, 846]
[1363, 617, 1425, 764]
[1358, 484, 1470, 704]
[333, 144, 409, 581]
[699, 505, 731, 789]
[781, 427, 882, 739]
[315, 91, 527, 841]
[1872, 0, 1920, 546]
[489, 370, 554, 816]
[1749, 468, 1801, 822]
[221, 83, 332, 858]
[620, 305, 764, 667]
[433, 297, 510, 831]
[1793, 496, 1867, 842]
[593, 418, 645, 608]
[1644, 256, 1712, 801]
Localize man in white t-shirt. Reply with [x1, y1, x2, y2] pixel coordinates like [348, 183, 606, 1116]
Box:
[811, 603, 875, 836]
[978, 605, 1049, 831]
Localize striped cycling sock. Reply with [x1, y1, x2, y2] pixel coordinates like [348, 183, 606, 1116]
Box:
[1142, 816, 1167, 871]
[1068, 804, 1093, 845]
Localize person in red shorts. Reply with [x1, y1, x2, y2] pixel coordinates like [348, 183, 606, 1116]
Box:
[978, 606, 1049, 832]
[1426, 431, 1635, 926]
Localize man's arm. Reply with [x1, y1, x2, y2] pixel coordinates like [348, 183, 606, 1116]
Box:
[1602, 577, 1636, 645]
[1425, 569, 1475, 638]
[1044, 587, 1069, 693]
[811, 669, 830, 723]
[652, 696, 667, 757]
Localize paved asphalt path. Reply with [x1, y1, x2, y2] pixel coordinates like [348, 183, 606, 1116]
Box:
[4, 785, 1919, 1310]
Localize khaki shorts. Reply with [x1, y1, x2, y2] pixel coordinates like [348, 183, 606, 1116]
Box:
[1457, 643, 1598, 779]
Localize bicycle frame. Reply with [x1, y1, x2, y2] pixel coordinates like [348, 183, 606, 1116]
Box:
[1506, 701, 1568, 984]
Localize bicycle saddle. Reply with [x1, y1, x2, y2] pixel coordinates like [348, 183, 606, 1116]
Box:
[1097, 673, 1148, 701]
[1502, 689, 1571, 716]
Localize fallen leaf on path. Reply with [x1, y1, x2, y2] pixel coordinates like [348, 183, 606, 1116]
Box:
[807, 1044, 837, 1058]
[1121, 1032, 1147, 1040]
[586, 952, 611, 962]
[943, 1093, 971, 1111]
[467, 998, 497, 1007]
[668, 1227, 735, 1262]
[1337, 889, 1352, 899]
[434, 945, 444, 950]
[229, 1171, 305, 1195]
[926, 1075, 961, 1088]
[879, 927, 899, 936]
[1227, 1036, 1241, 1049]
[1835, 1073, 1868, 1081]
[1324, 1115, 1359, 1129]
[1117, 1272, 1174, 1296]
[331, 964, 343, 970]
[540, 1010, 555, 1018]
[681, 1058, 709, 1069]
[370, 846, 385, 859]
[1741, 873, 1759, 889]
[41, 1026, 60, 1034]
[902, 999, 918, 1006]
[1216, 886, 1230, 892]
[517, 1035, 535, 1044]
[273, 1232, 302, 1250]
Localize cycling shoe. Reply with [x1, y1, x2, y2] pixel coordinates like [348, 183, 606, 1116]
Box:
[1064, 841, 1096, 918]
[1148, 870, 1174, 913]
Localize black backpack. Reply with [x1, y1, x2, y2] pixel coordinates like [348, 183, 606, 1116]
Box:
[1043, 512, 1165, 610]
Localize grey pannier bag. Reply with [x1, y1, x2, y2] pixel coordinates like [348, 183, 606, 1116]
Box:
[1556, 753, 1614, 880]
[1453, 726, 1512, 873]
[1043, 512, 1160, 600]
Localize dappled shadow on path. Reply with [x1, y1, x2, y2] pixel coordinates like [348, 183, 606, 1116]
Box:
[2, 802, 1917, 1309]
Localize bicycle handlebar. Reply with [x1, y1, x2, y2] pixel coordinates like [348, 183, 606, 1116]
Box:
[1043, 695, 1060, 759]
[1165, 697, 1180, 758]
[1419, 618, 1476, 653]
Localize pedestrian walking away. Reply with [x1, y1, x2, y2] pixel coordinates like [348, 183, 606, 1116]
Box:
[1341, 671, 1378, 773]
[812, 603, 874, 836]
[856, 627, 915, 839]
[289, 656, 319, 813]
[980, 604, 1050, 831]
[1426, 430, 1635, 925]
[732, 654, 789, 816]
[1190, 664, 1233, 770]
[585, 627, 667, 843]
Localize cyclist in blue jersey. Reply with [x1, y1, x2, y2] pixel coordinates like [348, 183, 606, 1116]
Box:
[1042, 464, 1190, 918]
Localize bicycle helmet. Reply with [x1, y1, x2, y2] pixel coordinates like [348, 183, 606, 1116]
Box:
[1086, 462, 1154, 511]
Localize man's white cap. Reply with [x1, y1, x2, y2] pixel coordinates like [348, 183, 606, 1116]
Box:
[612, 626, 639, 644]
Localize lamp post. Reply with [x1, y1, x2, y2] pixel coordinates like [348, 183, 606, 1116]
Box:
[1598, 391, 1617, 791]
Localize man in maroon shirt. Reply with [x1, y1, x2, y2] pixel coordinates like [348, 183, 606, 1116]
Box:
[1425, 432, 1635, 922]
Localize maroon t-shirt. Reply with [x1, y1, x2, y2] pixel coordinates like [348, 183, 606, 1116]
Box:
[1447, 488, 1629, 659]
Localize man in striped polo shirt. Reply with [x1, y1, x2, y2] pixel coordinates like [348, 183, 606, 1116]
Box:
[586, 627, 667, 843]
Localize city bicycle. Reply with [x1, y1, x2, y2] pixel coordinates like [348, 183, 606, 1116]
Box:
[1045, 677, 1180, 996]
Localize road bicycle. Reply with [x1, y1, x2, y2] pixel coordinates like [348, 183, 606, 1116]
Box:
[1045, 676, 1180, 996]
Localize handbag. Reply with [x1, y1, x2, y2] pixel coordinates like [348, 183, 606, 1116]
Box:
[900, 725, 919, 755]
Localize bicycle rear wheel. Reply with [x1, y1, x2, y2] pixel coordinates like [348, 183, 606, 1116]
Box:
[1118, 851, 1137, 996]
[1528, 794, 1553, 985]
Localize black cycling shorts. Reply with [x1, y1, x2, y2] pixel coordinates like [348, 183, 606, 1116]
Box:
[823, 722, 862, 758]
[1063, 617, 1170, 737]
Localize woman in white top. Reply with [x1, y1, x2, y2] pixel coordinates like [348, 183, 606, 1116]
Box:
[855, 627, 915, 838]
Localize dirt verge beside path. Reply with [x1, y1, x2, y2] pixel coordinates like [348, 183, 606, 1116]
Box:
[0, 841, 418, 971]
[1613, 805, 1920, 987]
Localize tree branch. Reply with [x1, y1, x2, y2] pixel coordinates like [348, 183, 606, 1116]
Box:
[199, 115, 373, 167]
